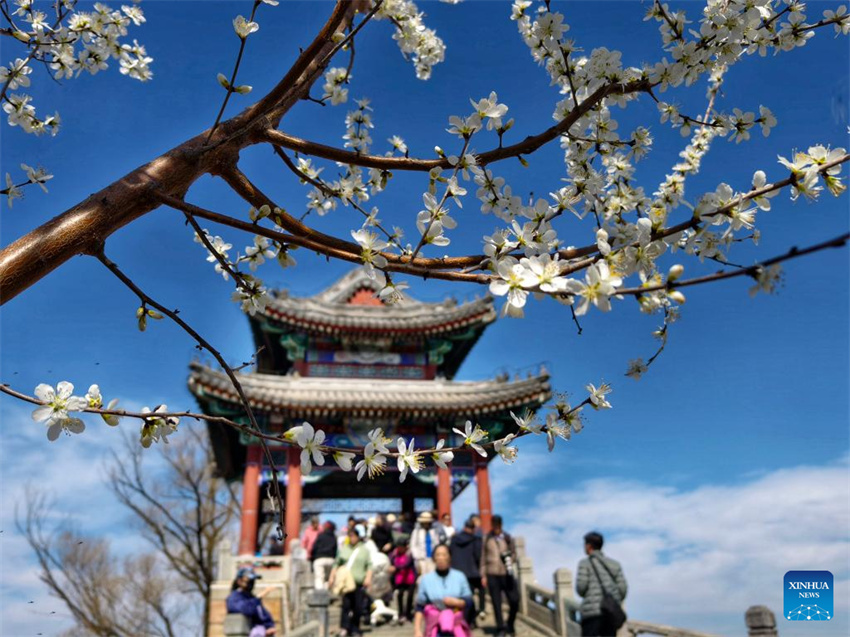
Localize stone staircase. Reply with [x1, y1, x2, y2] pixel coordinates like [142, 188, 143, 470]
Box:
[211, 538, 779, 637]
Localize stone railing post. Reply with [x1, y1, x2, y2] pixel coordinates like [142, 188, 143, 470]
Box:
[514, 536, 527, 559]
[745, 606, 778, 637]
[307, 589, 331, 637]
[516, 554, 535, 617]
[217, 539, 234, 583]
[554, 568, 580, 636]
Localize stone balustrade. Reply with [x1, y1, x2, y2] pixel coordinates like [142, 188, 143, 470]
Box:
[512, 536, 778, 637]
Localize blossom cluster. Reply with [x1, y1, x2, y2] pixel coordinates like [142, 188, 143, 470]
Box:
[3, 163, 53, 207]
[374, 0, 446, 80]
[276, 382, 610, 481]
[193, 226, 289, 316]
[29, 381, 178, 447]
[2, 0, 152, 139]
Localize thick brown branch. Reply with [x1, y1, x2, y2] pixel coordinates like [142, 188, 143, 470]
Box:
[0, 2, 358, 305]
[260, 78, 651, 171]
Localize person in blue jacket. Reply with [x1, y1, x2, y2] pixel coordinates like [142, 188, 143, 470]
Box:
[226, 566, 276, 636]
[413, 544, 473, 637]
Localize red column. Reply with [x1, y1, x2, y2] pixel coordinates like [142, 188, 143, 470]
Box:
[284, 446, 303, 554]
[238, 445, 262, 555]
[475, 453, 493, 534]
[437, 466, 452, 520]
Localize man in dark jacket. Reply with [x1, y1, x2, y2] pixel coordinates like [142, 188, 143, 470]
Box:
[449, 517, 485, 627]
[576, 531, 627, 637]
[311, 521, 338, 590]
[371, 513, 394, 553]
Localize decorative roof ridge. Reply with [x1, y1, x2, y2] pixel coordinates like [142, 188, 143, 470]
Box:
[272, 269, 493, 311]
[311, 269, 424, 305]
[264, 293, 493, 319]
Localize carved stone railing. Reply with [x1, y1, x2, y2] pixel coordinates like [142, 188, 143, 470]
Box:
[623, 621, 720, 637]
[512, 536, 779, 637]
[514, 537, 582, 637]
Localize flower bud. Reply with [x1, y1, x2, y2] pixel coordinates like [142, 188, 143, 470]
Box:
[667, 290, 686, 304]
[667, 264, 684, 282]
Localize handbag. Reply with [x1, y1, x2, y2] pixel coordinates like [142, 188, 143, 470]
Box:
[588, 555, 627, 630]
[332, 546, 361, 595]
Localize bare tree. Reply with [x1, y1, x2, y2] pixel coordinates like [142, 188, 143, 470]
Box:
[106, 426, 240, 633]
[20, 426, 240, 636]
[20, 489, 183, 637]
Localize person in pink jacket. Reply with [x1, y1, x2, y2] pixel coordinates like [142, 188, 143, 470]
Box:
[389, 537, 417, 623]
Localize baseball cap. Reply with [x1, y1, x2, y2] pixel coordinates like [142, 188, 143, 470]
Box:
[236, 566, 262, 580]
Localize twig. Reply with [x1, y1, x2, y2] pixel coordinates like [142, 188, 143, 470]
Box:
[91, 247, 288, 543]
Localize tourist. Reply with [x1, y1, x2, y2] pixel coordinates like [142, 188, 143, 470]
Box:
[480, 515, 519, 637]
[226, 566, 276, 636]
[389, 537, 417, 624]
[441, 513, 456, 541]
[371, 513, 394, 553]
[329, 527, 373, 637]
[339, 516, 357, 549]
[410, 511, 443, 575]
[301, 515, 321, 558]
[311, 521, 338, 590]
[412, 544, 472, 637]
[469, 514, 482, 537]
[576, 531, 627, 637]
[387, 513, 404, 544]
[400, 511, 415, 535]
[266, 536, 284, 556]
[449, 517, 485, 626]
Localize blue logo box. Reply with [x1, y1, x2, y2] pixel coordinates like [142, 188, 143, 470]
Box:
[784, 571, 833, 621]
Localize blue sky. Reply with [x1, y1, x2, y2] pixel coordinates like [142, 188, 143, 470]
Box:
[1, 1, 848, 635]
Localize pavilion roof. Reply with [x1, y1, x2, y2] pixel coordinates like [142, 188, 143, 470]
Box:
[188, 362, 551, 419]
[255, 269, 496, 337]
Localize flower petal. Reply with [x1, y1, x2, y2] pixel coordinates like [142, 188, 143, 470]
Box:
[56, 381, 74, 399]
[34, 383, 54, 402]
[32, 405, 54, 423]
[46, 422, 62, 441]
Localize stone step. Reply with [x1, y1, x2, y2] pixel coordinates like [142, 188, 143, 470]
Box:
[321, 597, 547, 637]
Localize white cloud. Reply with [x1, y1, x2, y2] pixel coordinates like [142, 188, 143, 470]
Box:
[478, 447, 850, 637]
[0, 398, 174, 635]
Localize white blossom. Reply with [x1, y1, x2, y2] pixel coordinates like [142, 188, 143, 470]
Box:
[296, 422, 326, 474]
[355, 442, 387, 481]
[431, 439, 454, 469]
[494, 434, 518, 464]
[586, 382, 613, 410]
[452, 420, 488, 457]
[140, 405, 179, 448]
[396, 437, 423, 482]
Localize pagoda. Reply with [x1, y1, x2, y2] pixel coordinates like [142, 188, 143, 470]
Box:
[188, 269, 551, 555]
